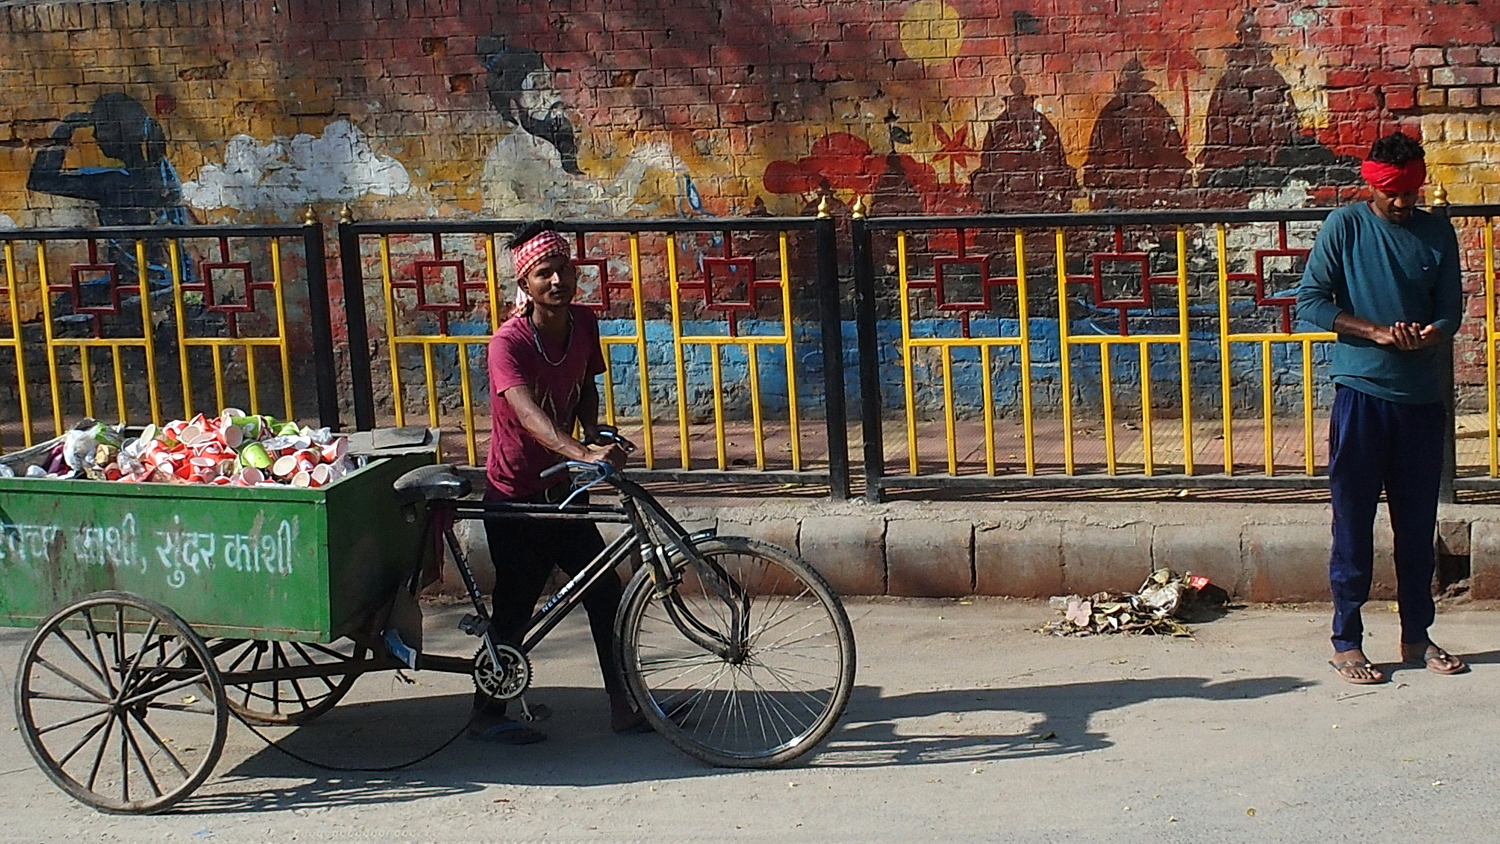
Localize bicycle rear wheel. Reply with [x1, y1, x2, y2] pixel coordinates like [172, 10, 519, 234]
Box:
[615, 536, 855, 767]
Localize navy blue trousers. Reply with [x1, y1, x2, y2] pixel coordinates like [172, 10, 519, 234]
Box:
[1328, 386, 1445, 653]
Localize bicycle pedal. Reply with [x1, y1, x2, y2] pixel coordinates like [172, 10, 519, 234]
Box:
[518, 699, 552, 723]
[458, 614, 489, 637]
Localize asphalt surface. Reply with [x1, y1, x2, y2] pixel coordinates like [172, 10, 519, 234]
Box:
[1, 597, 1498, 843]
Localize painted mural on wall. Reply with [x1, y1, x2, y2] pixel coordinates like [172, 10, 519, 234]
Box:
[25, 93, 193, 299]
[1, 0, 1498, 224]
[182, 120, 413, 219]
[476, 35, 689, 219]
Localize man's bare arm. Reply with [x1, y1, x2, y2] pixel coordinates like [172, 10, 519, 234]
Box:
[503, 383, 624, 465]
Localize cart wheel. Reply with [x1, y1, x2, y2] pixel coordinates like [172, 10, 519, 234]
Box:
[208, 638, 366, 726]
[14, 591, 228, 814]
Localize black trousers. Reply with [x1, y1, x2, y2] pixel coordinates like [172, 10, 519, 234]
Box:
[475, 485, 625, 713]
[1327, 386, 1445, 653]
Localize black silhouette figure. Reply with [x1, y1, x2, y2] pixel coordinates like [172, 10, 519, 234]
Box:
[479, 36, 582, 175]
[970, 76, 1077, 213]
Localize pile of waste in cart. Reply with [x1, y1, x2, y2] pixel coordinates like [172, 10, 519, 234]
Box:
[0, 410, 353, 487]
[1042, 569, 1230, 637]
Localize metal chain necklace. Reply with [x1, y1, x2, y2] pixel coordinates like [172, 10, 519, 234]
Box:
[529, 310, 573, 367]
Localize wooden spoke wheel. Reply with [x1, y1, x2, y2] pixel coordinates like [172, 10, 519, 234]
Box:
[14, 592, 227, 814]
[208, 638, 366, 726]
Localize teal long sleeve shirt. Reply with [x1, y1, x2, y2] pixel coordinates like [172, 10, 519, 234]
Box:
[1295, 202, 1462, 404]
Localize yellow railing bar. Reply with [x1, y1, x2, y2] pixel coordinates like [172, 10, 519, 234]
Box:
[213, 344, 229, 416]
[779, 230, 801, 472]
[667, 334, 788, 347]
[1262, 339, 1274, 476]
[1140, 342, 1154, 475]
[629, 234, 655, 469]
[79, 345, 95, 420]
[2, 241, 34, 447]
[1482, 221, 1494, 476]
[710, 344, 727, 469]
[898, 232, 918, 474]
[387, 335, 496, 347]
[379, 235, 405, 427]
[169, 239, 193, 420]
[36, 243, 65, 435]
[748, 344, 765, 470]
[459, 344, 477, 465]
[941, 346, 957, 474]
[421, 344, 439, 428]
[1175, 227, 1193, 475]
[1055, 228, 1075, 474]
[1226, 331, 1336, 343]
[1067, 334, 1182, 345]
[1215, 224, 1234, 474]
[174, 336, 289, 348]
[135, 240, 161, 427]
[109, 342, 125, 424]
[1302, 339, 1316, 475]
[907, 336, 1023, 348]
[1100, 344, 1116, 475]
[981, 345, 995, 475]
[667, 234, 691, 469]
[599, 343, 618, 429]
[244, 341, 260, 416]
[1016, 229, 1036, 475]
[485, 234, 502, 330]
[270, 237, 293, 420]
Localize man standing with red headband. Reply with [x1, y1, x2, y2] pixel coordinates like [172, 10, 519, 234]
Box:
[1297, 130, 1466, 685]
[470, 220, 640, 743]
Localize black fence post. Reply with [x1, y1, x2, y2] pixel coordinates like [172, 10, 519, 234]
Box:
[302, 207, 341, 429]
[850, 205, 885, 503]
[1434, 191, 1457, 504]
[814, 206, 850, 501]
[337, 209, 377, 431]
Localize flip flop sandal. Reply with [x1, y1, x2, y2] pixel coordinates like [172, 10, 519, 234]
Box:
[1404, 646, 1468, 675]
[1329, 659, 1386, 685]
[468, 719, 547, 744]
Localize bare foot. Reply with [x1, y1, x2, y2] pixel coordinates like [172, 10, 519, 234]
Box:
[1400, 641, 1468, 675]
[1329, 648, 1386, 685]
[610, 691, 650, 734]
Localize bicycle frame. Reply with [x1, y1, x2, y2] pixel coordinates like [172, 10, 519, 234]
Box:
[425, 471, 752, 666]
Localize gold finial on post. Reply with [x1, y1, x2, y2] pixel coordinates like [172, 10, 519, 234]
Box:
[339, 203, 354, 224]
[851, 196, 868, 219]
[1431, 183, 1449, 206]
[815, 194, 833, 219]
[302, 205, 318, 226]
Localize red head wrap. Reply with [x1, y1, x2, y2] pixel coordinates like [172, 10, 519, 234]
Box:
[511, 229, 570, 280]
[1361, 158, 1426, 194]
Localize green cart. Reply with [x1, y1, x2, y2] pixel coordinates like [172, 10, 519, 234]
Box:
[1, 434, 436, 813]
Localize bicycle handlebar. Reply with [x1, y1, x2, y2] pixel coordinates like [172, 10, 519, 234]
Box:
[539, 430, 638, 479]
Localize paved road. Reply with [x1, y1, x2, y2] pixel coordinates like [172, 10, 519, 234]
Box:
[2, 598, 1497, 843]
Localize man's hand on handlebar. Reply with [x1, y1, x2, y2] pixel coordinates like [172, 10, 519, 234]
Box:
[584, 441, 628, 469]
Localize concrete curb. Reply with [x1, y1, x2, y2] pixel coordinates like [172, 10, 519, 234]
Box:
[429, 498, 1500, 602]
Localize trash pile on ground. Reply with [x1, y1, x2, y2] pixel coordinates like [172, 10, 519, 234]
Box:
[1042, 569, 1230, 637]
[0, 411, 353, 487]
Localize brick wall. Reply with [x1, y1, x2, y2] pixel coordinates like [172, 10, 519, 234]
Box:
[2, 0, 1498, 226]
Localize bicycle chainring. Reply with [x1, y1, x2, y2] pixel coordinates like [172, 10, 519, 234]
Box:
[473, 642, 530, 700]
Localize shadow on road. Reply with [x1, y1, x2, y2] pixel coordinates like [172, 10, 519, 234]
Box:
[821, 675, 1309, 766]
[175, 673, 1307, 813]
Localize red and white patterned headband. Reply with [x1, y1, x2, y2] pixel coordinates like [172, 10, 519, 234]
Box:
[511, 229, 571, 280]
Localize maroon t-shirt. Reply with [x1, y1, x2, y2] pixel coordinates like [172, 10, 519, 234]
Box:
[485, 304, 605, 499]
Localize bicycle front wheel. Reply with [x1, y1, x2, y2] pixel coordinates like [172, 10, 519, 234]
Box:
[616, 536, 855, 768]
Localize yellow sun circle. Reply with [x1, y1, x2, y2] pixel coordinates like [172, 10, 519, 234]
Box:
[900, 1, 965, 63]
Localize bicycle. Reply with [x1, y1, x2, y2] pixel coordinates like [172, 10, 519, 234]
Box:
[392, 432, 857, 768]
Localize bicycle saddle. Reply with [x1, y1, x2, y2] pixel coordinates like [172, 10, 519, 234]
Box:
[392, 464, 472, 505]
